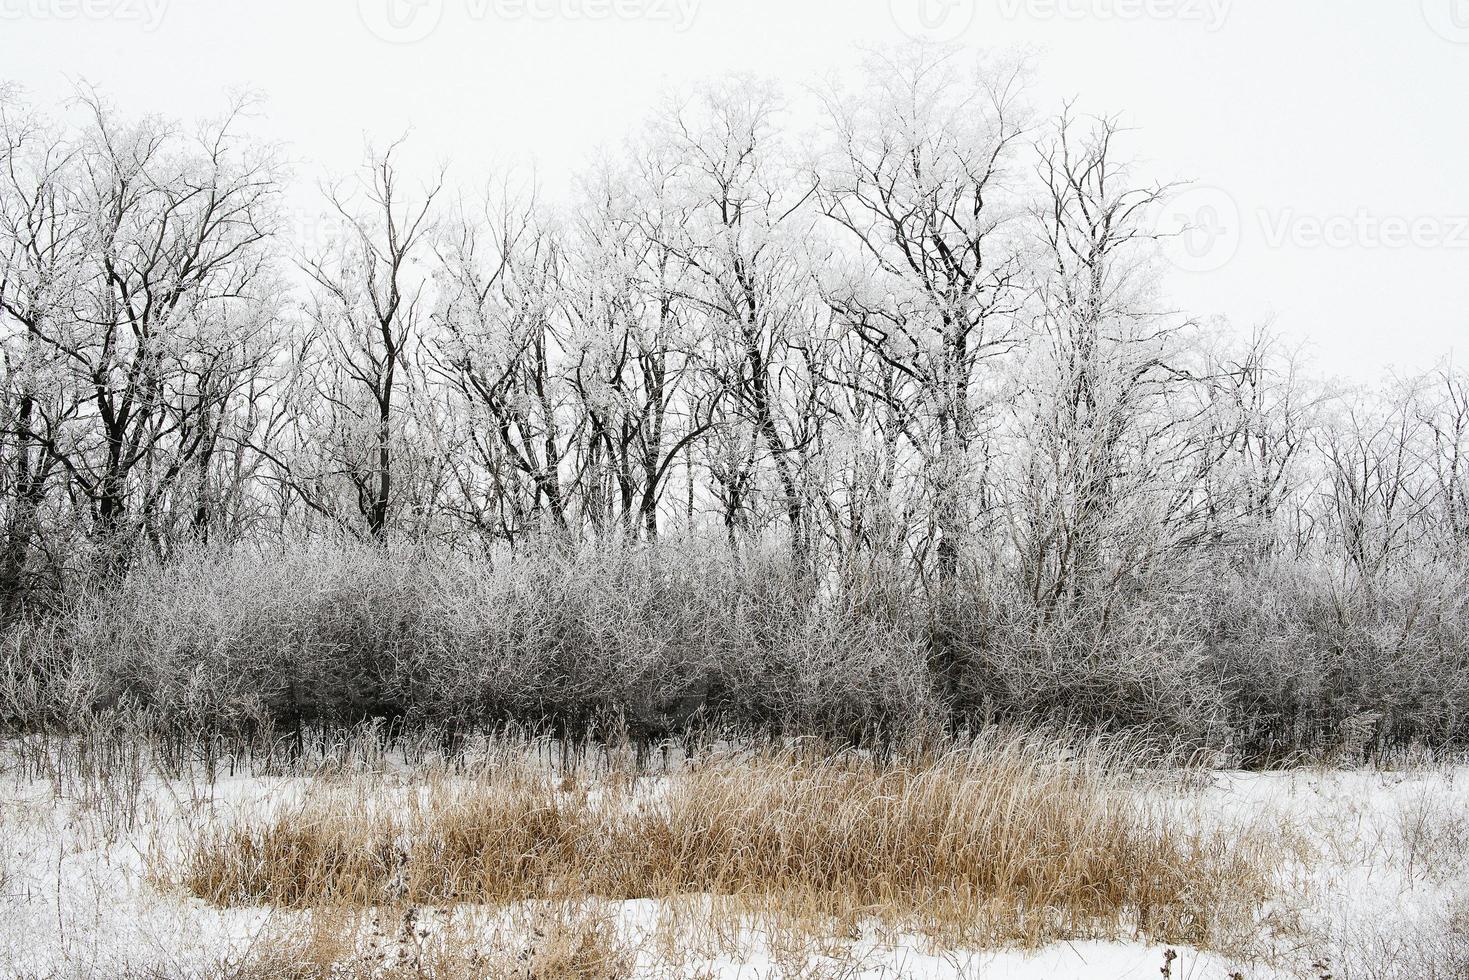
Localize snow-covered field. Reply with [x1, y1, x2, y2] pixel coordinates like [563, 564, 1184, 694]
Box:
[1, 749, 1465, 979]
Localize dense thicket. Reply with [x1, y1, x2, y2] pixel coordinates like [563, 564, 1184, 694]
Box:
[1, 54, 1465, 759]
[4, 545, 1466, 763]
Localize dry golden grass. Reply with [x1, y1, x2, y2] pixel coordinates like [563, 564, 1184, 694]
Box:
[171, 732, 1275, 952]
[212, 903, 634, 980]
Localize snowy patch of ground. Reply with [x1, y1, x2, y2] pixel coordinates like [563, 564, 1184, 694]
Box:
[0, 758, 1464, 978]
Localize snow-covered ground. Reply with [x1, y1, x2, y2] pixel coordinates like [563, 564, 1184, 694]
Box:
[1, 755, 1464, 979]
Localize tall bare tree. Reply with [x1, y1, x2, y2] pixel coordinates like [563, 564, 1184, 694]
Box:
[297, 140, 441, 540]
[1008, 108, 1195, 609]
[431, 184, 582, 539]
[0, 89, 282, 573]
[817, 49, 1031, 577]
[654, 79, 825, 562]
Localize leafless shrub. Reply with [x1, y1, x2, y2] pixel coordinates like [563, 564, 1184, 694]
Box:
[2, 540, 1468, 760]
[1205, 560, 1469, 763]
[1328, 891, 1469, 980]
[1397, 792, 1469, 883]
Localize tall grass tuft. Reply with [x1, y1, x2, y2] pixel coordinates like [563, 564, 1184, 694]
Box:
[173, 731, 1276, 950]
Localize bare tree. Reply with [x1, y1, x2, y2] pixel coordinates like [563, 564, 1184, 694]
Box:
[0, 90, 80, 603]
[817, 49, 1031, 577]
[1008, 108, 1196, 610]
[297, 139, 441, 540]
[1317, 381, 1430, 583]
[562, 156, 720, 539]
[431, 183, 582, 539]
[652, 78, 826, 562]
[1420, 365, 1469, 553]
[0, 89, 282, 573]
[1190, 325, 1321, 557]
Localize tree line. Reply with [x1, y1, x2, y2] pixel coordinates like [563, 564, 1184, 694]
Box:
[1, 53, 1465, 615]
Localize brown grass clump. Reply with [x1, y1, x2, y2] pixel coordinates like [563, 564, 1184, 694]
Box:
[216, 904, 634, 980]
[174, 732, 1275, 950]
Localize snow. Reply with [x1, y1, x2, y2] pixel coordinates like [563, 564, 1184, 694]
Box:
[1, 756, 1464, 978]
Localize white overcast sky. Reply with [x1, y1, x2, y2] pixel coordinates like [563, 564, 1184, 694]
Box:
[2, 0, 1466, 381]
